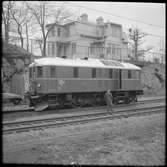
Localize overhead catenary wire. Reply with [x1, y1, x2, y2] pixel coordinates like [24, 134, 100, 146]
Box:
[65, 2, 165, 29]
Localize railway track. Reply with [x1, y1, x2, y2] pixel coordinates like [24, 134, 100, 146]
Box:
[3, 102, 165, 135]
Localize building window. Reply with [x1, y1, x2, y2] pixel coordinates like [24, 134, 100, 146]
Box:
[107, 46, 111, 55]
[118, 47, 121, 58]
[37, 66, 43, 78]
[111, 26, 121, 38]
[47, 42, 50, 56]
[73, 67, 78, 78]
[52, 42, 55, 55]
[111, 44, 121, 59]
[112, 44, 116, 55]
[72, 43, 76, 55]
[51, 28, 55, 36]
[100, 53, 104, 59]
[66, 26, 70, 37]
[128, 70, 132, 79]
[109, 69, 113, 78]
[50, 66, 56, 78]
[92, 68, 96, 78]
[90, 44, 95, 55]
[57, 27, 61, 37]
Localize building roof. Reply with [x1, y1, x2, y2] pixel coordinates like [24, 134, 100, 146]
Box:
[29, 57, 141, 70]
[108, 22, 122, 27]
[46, 22, 64, 28]
[46, 20, 96, 28]
[46, 19, 122, 28]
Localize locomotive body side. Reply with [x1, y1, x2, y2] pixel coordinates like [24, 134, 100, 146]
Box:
[31, 66, 120, 94]
[28, 57, 143, 107]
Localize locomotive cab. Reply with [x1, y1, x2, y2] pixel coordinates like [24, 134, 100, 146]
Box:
[28, 57, 143, 109]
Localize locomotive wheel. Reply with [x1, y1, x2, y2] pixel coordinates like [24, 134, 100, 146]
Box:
[124, 92, 130, 104]
[135, 97, 137, 102]
[125, 97, 130, 104]
[113, 98, 118, 105]
[130, 95, 137, 103]
[94, 95, 102, 106]
[13, 99, 21, 105]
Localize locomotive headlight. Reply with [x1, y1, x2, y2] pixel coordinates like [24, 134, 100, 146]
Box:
[37, 83, 41, 88]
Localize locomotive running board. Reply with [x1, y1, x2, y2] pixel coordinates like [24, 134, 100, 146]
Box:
[34, 102, 49, 112]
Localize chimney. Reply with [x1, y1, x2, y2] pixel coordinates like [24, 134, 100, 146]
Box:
[80, 13, 88, 22]
[96, 16, 104, 25]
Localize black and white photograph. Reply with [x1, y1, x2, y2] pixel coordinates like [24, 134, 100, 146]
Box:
[2, 1, 165, 165]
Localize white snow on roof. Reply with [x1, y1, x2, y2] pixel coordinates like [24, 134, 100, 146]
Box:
[29, 57, 141, 70]
[121, 62, 141, 70]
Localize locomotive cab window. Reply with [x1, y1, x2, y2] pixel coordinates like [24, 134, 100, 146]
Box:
[92, 68, 96, 78]
[29, 68, 32, 78]
[109, 69, 113, 78]
[29, 67, 35, 78]
[128, 70, 132, 79]
[50, 66, 56, 78]
[37, 66, 43, 78]
[73, 67, 79, 78]
[135, 70, 140, 79]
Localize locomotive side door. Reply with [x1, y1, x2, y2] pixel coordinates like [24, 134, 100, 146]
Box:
[118, 69, 122, 89]
[29, 67, 37, 94]
[24, 67, 30, 93]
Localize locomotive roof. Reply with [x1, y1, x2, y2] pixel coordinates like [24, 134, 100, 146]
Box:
[29, 57, 141, 70]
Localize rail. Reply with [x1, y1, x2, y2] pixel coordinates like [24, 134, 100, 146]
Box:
[3, 102, 165, 135]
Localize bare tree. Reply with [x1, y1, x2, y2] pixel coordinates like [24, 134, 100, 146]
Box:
[2, 1, 15, 43]
[10, 2, 33, 49]
[128, 27, 148, 61]
[25, 22, 29, 51]
[26, 1, 75, 57]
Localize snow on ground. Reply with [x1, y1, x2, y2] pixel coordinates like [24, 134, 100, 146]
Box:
[3, 112, 165, 165]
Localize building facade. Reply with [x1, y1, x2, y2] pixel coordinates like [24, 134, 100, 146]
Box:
[46, 13, 129, 61]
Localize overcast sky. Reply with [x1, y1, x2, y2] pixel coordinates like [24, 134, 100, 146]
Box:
[21, 1, 166, 50]
[7, 1, 165, 55]
[63, 2, 165, 50]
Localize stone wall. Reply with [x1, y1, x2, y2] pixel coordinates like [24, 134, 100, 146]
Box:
[140, 63, 165, 96]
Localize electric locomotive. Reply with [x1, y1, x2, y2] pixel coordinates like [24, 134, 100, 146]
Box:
[28, 57, 143, 109]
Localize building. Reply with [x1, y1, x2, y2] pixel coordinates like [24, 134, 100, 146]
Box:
[46, 13, 129, 61]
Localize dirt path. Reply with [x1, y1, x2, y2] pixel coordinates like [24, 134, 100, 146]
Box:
[3, 112, 165, 165]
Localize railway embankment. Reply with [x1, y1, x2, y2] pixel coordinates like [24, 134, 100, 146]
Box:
[141, 63, 165, 97]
